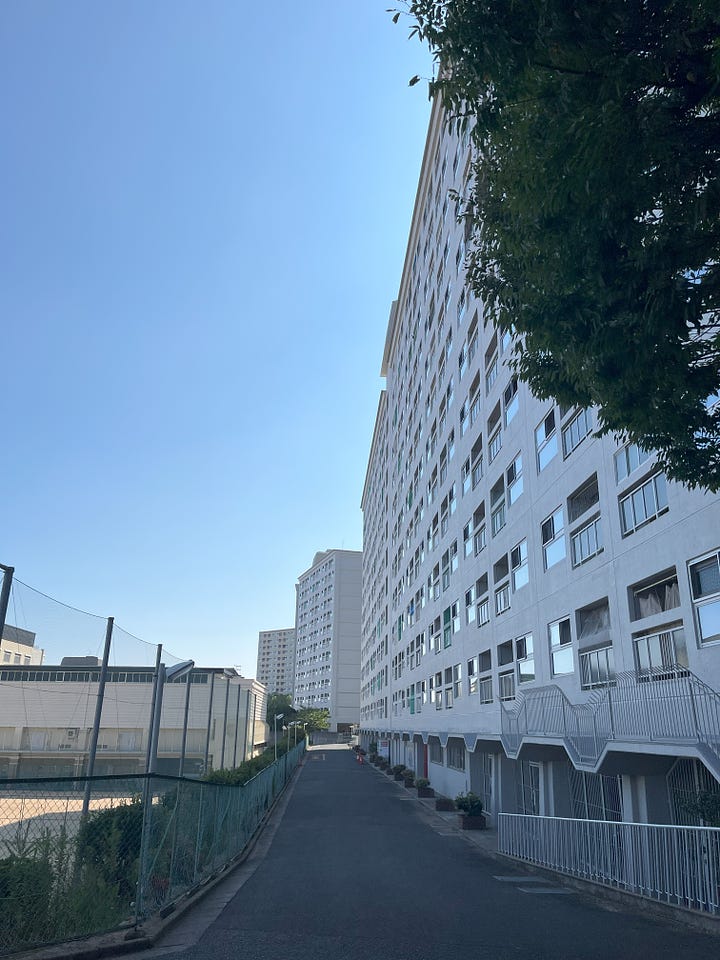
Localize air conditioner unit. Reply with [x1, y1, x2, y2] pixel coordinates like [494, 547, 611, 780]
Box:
[67, 728, 79, 739]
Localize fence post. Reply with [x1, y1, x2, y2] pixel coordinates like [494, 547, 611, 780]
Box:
[607, 685, 615, 740]
[0, 565, 14, 641]
[82, 616, 114, 816]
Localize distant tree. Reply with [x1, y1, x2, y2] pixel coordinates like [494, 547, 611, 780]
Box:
[265, 693, 296, 726]
[295, 707, 330, 732]
[398, 0, 720, 489]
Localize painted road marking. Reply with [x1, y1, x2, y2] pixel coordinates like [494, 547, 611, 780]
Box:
[519, 887, 572, 895]
[493, 876, 548, 883]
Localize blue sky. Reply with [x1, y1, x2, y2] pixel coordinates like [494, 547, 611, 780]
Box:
[0, 2, 433, 672]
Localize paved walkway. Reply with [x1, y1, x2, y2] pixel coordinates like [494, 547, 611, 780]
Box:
[141, 745, 718, 960]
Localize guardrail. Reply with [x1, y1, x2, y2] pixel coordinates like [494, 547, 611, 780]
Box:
[499, 812, 720, 915]
[0, 742, 305, 955]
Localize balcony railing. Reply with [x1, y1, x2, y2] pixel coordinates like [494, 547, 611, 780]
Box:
[500, 665, 720, 776]
[499, 813, 720, 916]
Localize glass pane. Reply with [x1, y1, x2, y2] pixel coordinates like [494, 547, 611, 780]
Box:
[691, 557, 720, 599]
[552, 646, 574, 675]
[698, 599, 720, 644]
[544, 536, 566, 570]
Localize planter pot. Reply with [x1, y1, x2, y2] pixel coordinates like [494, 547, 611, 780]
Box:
[393, 773, 405, 781]
[459, 813, 486, 830]
[435, 798, 456, 812]
[417, 787, 435, 798]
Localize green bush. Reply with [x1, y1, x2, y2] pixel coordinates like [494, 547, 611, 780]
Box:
[0, 856, 54, 949]
[455, 792, 484, 817]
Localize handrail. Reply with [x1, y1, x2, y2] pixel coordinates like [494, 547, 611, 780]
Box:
[500, 665, 720, 773]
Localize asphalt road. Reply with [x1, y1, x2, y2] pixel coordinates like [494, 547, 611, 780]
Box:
[150, 746, 719, 960]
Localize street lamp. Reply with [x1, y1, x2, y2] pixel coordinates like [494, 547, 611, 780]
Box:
[274, 713, 284, 761]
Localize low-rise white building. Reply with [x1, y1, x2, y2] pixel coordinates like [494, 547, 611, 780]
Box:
[0, 659, 267, 779]
[294, 549, 362, 733]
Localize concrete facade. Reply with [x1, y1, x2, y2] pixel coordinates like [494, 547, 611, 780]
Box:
[360, 94, 720, 827]
[0, 662, 267, 779]
[256, 627, 296, 696]
[294, 549, 362, 733]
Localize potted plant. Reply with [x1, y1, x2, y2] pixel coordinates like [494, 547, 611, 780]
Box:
[391, 763, 407, 781]
[455, 792, 486, 830]
[402, 769, 415, 788]
[415, 777, 434, 798]
[435, 796, 456, 812]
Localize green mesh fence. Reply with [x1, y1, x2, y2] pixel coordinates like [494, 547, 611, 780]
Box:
[0, 742, 305, 955]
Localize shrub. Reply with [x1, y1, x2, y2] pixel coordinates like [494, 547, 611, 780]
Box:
[391, 764, 407, 776]
[416, 778, 430, 789]
[455, 792, 484, 817]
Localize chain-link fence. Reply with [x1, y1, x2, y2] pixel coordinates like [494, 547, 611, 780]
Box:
[0, 741, 305, 955]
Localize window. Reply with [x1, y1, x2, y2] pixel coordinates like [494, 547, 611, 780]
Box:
[511, 540, 529, 591]
[562, 408, 592, 458]
[631, 571, 680, 621]
[614, 442, 652, 483]
[549, 618, 573, 676]
[453, 663, 462, 699]
[535, 410, 557, 471]
[447, 738, 466, 770]
[477, 595, 491, 626]
[567, 474, 599, 523]
[429, 738, 443, 764]
[541, 508, 566, 570]
[499, 670, 516, 701]
[619, 473, 668, 536]
[489, 426, 502, 463]
[689, 551, 720, 645]
[461, 456, 471, 495]
[490, 479, 506, 536]
[506, 453, 523, 505]
[443, 602, 460, 647]
[633, 625, 688, 678]
[495, 582, 510, 615]
[467, 656, 478, 693]
[579, 645, 616, 690]
[473, 504, 486, 555]
[471, 435, 483, 489]
[503, 377, 519, 425]
[516, 634, 534, 683]
[571, 515, 603, 566]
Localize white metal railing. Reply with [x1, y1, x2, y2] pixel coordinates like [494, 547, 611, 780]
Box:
[499, 813, 720, 915]
[500, 666, 720, 774]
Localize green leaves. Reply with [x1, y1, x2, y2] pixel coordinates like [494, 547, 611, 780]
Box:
[406, 0, 720, 489]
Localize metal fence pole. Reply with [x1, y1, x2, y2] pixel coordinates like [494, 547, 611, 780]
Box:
[82, 616, 114, 816]
[0, 564, 14, 641]
[204, 673, 216, 774]
[179, 669, 193, 776]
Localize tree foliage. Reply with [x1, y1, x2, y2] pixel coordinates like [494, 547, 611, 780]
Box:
[265, 692, 296, 726]
[294, 707, 330, 731]
[400, 0, 720, 489]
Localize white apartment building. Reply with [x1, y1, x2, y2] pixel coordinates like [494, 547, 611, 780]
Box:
[294, 550, 362, 733]
[360, 94, 720, 828]
[256, 627, 296, 696]
[0, 659, 267, 779]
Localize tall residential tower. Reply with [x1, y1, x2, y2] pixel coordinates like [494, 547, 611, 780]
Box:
[360, 93, 720, 827]
[294, 549, 362, 733]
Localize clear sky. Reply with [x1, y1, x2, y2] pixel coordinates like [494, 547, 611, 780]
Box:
[0, 2, 433, 672]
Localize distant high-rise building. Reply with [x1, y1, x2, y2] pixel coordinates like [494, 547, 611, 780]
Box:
[294, 549, 362, 733]
[256, 627, 296, 696]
